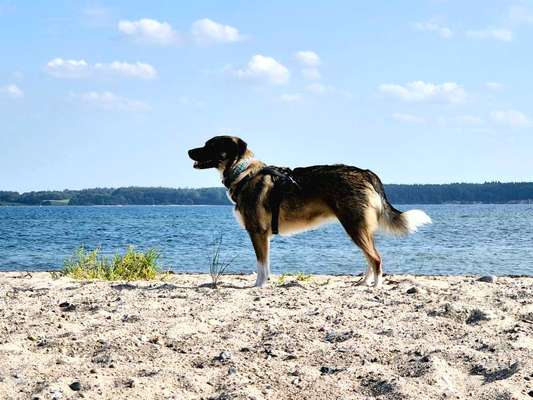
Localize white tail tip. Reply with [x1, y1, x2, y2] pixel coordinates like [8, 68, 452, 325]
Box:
[403, 209, 432, 233]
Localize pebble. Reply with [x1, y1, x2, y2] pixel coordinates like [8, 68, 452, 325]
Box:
[59, 302, 77, 312]
[406, 287, 418, 294]
[228, 367, 237, 375]
[478, 275, 497, 283]
[320, 366, 345, 375]
[218, 351, 232, 362]
[527, 390, 533, 397]
[69, 381, 81, 391]
[125, 379, 136, 388]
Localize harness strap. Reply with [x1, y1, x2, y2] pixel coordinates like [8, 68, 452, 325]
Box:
[261, 166, 301, 235]
[229, 165, 301, 235]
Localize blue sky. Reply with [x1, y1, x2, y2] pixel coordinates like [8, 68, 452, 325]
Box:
[1, 0, 533, 192]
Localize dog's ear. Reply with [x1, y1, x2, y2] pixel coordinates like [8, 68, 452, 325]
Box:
[235, 138, 247, 156]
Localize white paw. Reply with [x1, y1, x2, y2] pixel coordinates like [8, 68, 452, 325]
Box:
[255, 278, 268, 288]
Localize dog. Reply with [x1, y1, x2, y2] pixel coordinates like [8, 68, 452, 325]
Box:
[188, 136, 431, 288]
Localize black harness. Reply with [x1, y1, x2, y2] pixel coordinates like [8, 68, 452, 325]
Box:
[227, 166, 301, 234]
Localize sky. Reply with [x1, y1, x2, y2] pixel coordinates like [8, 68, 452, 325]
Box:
[1, 0, 533, 192]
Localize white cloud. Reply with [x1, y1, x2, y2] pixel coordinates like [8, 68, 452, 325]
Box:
[413, 21, 452, 39]
[118, 18, 179, 45]
[93, 61, 157, 79]
[191, 18, 243, 44]
[1, 84, 24, 99]
[301, 68, 321, 80]
[466, 29, 512, 42]
[391, 113, 426, 124]
[73, 91, 151, 112]
[46, 58, 90, 79]
[46, 58, 157, 80]
[233, 55, 289, 85]
[295, 51, 321, 67]
[378, 81, 467, 104]
[489, 110, 531, 127]
[485, 82, 504, 91]
[280, 93, 303, 103]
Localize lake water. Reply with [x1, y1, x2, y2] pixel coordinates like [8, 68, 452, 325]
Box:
[0, 204, 532, 276]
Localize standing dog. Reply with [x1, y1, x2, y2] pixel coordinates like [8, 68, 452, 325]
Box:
[188, 136, 431, 288]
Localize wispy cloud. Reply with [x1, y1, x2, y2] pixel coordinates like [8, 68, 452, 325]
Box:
[413, 21, 452, 39]
[230, 54, 290, 85]
[490, 109, 531, 127]
[379, 81, 466, 104]
[466, 28, 512, 42]
[46, 58, 157, 80]
[118, 18, 180, 46]
[72, 91, 151, 112]
[191, 18, 243, 44]
[1, 84, 24, 99]
[295, 50, 321, 67]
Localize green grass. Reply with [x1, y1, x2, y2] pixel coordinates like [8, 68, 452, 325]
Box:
[276, 272, 312, 285]
[61, 246, 161, 281]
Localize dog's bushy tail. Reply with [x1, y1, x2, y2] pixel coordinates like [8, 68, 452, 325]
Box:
[378, 202, 432, 235]
[366, 172, 432, 235]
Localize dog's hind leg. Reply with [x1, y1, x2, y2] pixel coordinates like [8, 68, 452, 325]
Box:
[248, 231, 270, 288]
[337, 212, 383, 288]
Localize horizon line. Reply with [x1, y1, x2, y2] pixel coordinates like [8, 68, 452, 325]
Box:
[3, 180, 533, 194]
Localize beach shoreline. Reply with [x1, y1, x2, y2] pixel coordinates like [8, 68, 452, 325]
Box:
[1, 272, 532, 399]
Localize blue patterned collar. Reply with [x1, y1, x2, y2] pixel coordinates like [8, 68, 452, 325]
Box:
[224, 158, 254, 187]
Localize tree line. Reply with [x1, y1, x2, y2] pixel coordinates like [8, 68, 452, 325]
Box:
[1, 182, 533, 206]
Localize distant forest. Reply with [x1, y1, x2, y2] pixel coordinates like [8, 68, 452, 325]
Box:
[1, 182, 533, 206]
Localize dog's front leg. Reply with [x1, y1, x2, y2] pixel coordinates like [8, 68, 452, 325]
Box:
[248, 231, 270, 288]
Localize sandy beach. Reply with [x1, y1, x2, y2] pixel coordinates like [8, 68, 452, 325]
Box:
[0, 272, 532, 400]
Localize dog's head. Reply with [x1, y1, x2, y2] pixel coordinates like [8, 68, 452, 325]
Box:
[188, 136, 248, 170]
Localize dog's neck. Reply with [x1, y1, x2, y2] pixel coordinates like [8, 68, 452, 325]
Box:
[221, 152, 264, 191]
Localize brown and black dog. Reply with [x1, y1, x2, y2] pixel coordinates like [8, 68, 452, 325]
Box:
[188, 136, 431, 288]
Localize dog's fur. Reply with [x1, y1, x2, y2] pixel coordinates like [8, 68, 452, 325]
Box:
[188, 136, 431, 288]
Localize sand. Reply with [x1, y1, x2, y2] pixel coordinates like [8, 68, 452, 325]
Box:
[0, 272, 532, 400]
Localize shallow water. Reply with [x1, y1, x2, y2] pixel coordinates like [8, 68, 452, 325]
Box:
[0, 204, 532, 276]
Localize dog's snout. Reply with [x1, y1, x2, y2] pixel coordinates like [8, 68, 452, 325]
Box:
[188, 147, 203, 160]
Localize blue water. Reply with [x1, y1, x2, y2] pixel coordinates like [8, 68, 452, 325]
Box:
[0, 204, 532, 276]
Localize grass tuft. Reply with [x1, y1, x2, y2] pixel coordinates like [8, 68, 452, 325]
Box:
[61, 246, 161, 281]
[208, 234, 235, 288]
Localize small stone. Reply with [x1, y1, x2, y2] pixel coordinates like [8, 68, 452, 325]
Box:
[69, 381, 81, 391]
[466, 309, 491, 325]
[218, 351, 232, 362]
[59, 302, 77, 311]
[478, 275, 497, 283]
[420, 355, 431, 363]
[320, 366, 345, 375]
[406, 287, 418, 294]
[291, 378, 300, 385]
[228, 367, 237, 375]
[527, 390, 533, 397]
[90, 369, 97, 374]
[125, 379, 135, 388]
